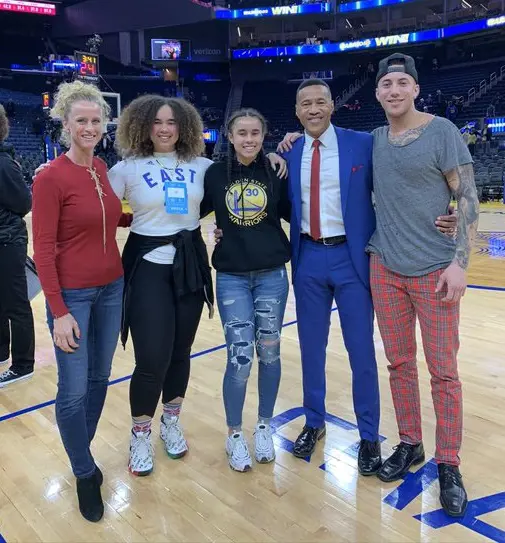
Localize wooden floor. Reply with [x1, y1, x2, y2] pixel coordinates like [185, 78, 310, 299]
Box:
[0, 204, 504, 543]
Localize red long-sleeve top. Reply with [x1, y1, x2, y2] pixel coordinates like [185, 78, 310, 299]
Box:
[32, 154, 126, 318]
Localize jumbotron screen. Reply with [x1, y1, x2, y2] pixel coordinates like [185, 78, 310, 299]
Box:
[0, 1, 56, 15]
[151, 39, 191, 61]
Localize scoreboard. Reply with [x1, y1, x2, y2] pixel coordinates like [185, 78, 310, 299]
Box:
[0, 1, 56, 15]
[42, 92, 50, 110]
[74, 51, 99, 83]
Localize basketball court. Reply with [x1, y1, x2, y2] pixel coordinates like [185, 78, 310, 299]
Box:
[0, 204, 504, 542]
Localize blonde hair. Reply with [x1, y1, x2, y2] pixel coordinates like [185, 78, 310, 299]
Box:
[51, 80, 110, 147]
[0, 104, 9, 143]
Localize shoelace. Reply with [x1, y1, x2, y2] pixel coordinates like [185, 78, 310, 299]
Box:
[166, 423, 184, 445]
[232, 437, 250, 459]
[440, 467, 460, 485]
[133, 431, 152, 452]
[87, 166, 107, 254]
[135, 440, 152, 466]
[390, 443, 415, 460]
[0, 370, 15, 380]
[255, 427, 272, 448]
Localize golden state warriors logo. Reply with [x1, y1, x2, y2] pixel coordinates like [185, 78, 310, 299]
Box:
[225, 180, 268, 226]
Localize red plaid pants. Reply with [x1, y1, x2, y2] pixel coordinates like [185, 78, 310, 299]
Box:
[370, 255, 462, 466]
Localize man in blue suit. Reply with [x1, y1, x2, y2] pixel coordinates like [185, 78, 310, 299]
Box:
[282, 78, 381, 474]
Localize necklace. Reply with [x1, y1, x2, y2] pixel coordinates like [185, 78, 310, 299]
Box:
[155, 157, 182, 172]
[87, 165, 107, 253]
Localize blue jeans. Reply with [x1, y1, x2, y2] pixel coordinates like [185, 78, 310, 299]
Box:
[217, 266, 289, 429]
[46, 276, 123, 478]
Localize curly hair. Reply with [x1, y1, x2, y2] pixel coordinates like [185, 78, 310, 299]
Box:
[50, 80, 110, 147]
[115, 95, 205, 161]
[0, 104, 9, 143]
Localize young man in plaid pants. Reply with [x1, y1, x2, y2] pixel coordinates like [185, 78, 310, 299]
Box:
[368, 53, 479, 517]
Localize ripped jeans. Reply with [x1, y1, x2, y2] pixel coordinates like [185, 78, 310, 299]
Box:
[216, 266, 289, 428]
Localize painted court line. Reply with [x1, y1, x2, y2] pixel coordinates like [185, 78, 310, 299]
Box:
[0, 283, 503, 425]
[0, 315, 305, 424]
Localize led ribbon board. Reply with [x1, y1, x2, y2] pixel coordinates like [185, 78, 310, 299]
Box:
[203, 129, 219, 143]
[339, 0, 418, 13]
[232, 15, 505, 58]
[217, 0, 421, 19]
[0, 0, 56, 15]
[486, 117, 505, 133]
[216, 2, 331, 19]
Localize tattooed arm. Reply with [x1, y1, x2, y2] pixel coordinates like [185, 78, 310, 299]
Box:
[436, 163, 479, 303]
[444, 163, 479, 269]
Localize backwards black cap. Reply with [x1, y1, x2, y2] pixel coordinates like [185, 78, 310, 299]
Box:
[376, 53, 418, 85]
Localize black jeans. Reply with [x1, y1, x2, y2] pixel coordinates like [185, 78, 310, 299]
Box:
[0, 313, 10, 361]
[128, 259, 204, 417]
[0, 244, 35, 373]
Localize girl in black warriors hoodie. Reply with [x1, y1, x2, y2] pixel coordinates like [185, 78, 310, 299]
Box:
[201, 108, 291, 472]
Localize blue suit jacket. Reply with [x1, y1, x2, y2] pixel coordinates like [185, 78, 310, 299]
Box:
[284, 125, 375, 288]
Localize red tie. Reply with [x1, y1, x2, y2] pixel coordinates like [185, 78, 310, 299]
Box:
[310, 139, 321, 240]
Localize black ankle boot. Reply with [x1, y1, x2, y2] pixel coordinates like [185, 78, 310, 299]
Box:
[76, 470, 104, 522]
[438, 464, 468, 517]
[95, 466, 103, 486]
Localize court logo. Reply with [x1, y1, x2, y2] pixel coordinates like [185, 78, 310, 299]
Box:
[225, 179, 268, 226]
[271, 408, 505, 543]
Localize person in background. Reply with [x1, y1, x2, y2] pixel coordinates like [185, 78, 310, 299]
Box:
[482, 123, 493, 155]
[467, 129, 477, 156]
[446, 101, 458, 123]
[0, 103, 35, 387]
[0, 316, 9, 365]
[32, 81, 128, 523]
[201, 108, 290, 472]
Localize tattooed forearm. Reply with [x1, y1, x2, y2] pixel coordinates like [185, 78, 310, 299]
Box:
[445, 163, 479, 269]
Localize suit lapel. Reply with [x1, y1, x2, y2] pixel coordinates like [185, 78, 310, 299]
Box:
[290, 139, 304, 228]
[335, 126, 351, 217]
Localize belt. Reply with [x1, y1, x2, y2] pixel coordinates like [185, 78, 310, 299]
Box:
[301, 233, 347, 246]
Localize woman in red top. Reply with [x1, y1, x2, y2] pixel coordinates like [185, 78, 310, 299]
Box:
[32, 81, 126, 523]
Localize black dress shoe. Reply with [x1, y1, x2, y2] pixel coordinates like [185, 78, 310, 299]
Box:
[438, 464, 468, 517]
[358, 439, 382, 476]
[76, 470, 104, 523]
[377, 442, 425, 482]
[95, 466, 103, 486]
[293, 425, 326, 458]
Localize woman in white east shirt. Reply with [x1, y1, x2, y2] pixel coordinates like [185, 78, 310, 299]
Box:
[108, 95, 286, 477]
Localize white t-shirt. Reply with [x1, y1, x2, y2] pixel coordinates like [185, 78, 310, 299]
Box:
[108, 152, 213, 264]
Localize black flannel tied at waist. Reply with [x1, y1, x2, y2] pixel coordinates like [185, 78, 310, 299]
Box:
[120, 227, 214, 348]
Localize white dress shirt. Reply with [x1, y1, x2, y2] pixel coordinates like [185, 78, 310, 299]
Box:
[301, 124, 345, 237]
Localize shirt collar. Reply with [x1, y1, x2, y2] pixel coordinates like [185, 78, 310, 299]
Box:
[304, 124, 335, 148]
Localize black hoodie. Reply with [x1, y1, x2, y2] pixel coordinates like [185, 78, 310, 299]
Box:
[0, 145, 32, 245]
[201, 156, 291, 273]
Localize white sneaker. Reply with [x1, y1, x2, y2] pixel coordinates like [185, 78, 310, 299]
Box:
[128, 430, 154, 476]
[226, 432, 252, 472]
[160, 416, 188, 459]
[0, 359, 9, 365]
[254, 423, 276, 464]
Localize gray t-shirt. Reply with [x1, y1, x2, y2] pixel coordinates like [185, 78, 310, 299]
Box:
[367, 116, 473, 277]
